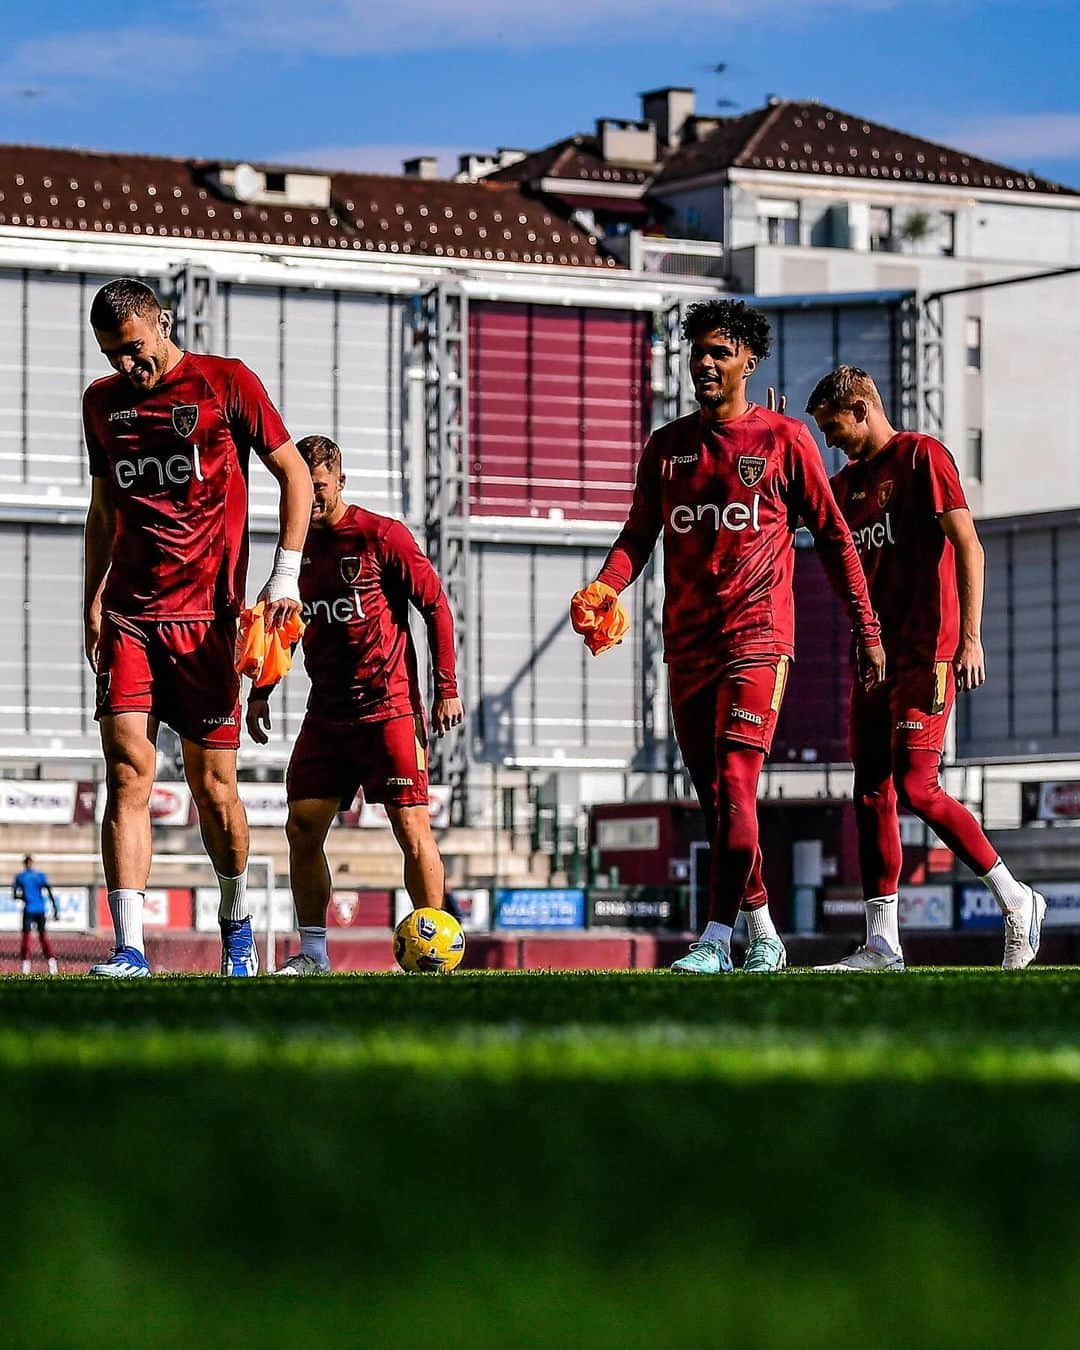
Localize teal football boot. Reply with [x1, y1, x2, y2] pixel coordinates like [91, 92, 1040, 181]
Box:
[742, 936, 787, 973]
[670, 940, 733, 975]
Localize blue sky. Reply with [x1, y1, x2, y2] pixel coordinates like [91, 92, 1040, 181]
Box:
[2, 1, 1078, 186]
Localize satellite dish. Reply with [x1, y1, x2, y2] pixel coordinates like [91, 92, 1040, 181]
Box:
[232, 162, 262, 202]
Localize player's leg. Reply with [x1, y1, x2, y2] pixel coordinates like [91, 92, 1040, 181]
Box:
[668, 676, 733, 974]
[362, 713, 445, 910]
[90, 710, 157, 977]
[278, 797, 340, 975]
[815, 680, 905, 972]
[20, 912, 31, 974]
[182, 739, 257, 976]
[167, 617, 257, 975]
[279, 717, 361, 975]
[36, 915, 57, 975]
[891, 664, 1044, 970]
[670, 664, 778, 973]
[386, 805, 445, 910]
[734, 657, 790, 971]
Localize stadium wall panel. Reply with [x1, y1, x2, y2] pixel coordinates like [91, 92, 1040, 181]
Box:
[468, 302, 651, 521]
[221, 282, 405, 519]
[0, 267, 138, 495]
[470, 540, 642, 766]
[958, 509, 1080, 761]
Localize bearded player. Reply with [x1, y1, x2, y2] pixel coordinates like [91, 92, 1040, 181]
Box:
[808, 366, 1044, 971]
[573, 300, 884, 974]
[246, 436, 463, 975]
[83, 279, 312, 978]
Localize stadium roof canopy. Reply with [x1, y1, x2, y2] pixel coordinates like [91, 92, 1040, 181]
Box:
[0, 143, 620, 268]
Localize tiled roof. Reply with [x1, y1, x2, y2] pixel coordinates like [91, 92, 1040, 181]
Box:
[0, 143, 621, 267]
[654, 100, 1077, 196]
[487, 134, 651, 188]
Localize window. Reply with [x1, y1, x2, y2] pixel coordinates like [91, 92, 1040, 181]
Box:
[758, 197, 799, 245]
[967, 429, 984, 482]
[869, 206, 893, 251]
[966, 317, 982, 372]
[941, 210, 956, 257]
[264, 171, 287, 193]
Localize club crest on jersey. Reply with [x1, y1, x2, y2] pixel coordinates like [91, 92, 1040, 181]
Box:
[340, 556, 362, 585]
[878, 481, 894, 508]
[738, 455, 767, 488]
[171, 405, 199, 438]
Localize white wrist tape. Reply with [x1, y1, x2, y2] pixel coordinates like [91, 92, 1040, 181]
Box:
[265, 547, 302, 604]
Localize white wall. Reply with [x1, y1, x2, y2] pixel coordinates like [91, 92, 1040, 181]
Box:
[731, 245, 1080, 516]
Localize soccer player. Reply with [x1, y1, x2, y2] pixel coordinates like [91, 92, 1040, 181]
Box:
[13, 856, 59, 975]
[808, 366, 1045, 971]
[82, 279, 313, 978]
[573, 300, 884, 974]
[245, 435, 463, 976]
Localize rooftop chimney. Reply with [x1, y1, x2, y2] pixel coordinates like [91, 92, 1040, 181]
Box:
[403, 156, 439, 180]
[640, 87, 696, 149]
[596, 118, 657, 167]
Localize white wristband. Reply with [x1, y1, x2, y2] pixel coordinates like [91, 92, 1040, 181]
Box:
[264, 547, 302, 604]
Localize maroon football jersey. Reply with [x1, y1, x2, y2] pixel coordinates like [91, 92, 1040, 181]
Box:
[597, 406, 879, 678]
[832, 432, 968, 666]
[84, 353, 289, 620]
[297, 504, 458, 723]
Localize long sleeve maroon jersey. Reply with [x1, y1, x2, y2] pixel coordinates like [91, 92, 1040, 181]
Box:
[84, 353, 290, 621]
[832, 431, 968, 666]
[596, 406, 880, 675]
[296, 504, 458, 724]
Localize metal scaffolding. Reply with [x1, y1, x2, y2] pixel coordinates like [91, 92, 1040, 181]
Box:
[421, 282, 471, 822]
[169, 264, 218, 353]
[638, 300, 694, 792]
[919, 292, 945, 438]
[896, 293, 920, 433]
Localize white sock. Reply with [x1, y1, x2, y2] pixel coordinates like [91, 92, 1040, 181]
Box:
[108, 888, 145, 954]
[299, 925, 328, 964]
[981, 859, 1029, 914]
[217, 870, 249, 923]
[744, 904, 778, 942]
[865, 894, 900, 956]
[701, 920, 733, 951]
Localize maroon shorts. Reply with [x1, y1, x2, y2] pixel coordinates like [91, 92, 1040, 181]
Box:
[95, 613, 241, 749]
[850, 661, 955, 760]
[287, 711, 429, 809]
[669, 657, 791, 757]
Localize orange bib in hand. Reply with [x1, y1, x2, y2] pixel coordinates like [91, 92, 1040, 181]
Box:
[569, 581, 630, 657]
[236, 602, 305, 687]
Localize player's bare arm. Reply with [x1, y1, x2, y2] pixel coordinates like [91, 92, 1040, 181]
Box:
[258, 439, 314, 632]
[940, 508, 986, 691]
[83, 475, 116, 671]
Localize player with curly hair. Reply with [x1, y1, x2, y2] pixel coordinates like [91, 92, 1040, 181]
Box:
[571, 299, 884, 973]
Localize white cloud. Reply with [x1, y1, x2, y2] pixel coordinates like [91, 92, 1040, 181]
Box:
[271, 143, 467, 175]
[211, 0, 894, 55]
[0, 27, 217, 86]
[932, 112, 1080, 164]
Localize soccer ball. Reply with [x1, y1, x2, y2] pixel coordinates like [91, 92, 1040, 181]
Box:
[393, 907, 466, 973]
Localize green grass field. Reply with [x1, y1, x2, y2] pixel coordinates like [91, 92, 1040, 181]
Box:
[3, 971, 1079, 1348]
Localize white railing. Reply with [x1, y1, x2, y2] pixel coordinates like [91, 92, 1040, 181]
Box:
[609, 232, 727, 280]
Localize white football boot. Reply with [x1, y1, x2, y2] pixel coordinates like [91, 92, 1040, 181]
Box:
[814, 942, 905, 973]
[1001, 888, 1046, 971]
[274, 953, 330, 977]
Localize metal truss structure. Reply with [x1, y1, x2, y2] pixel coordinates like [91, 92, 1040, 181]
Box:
[420, 283, 471, 822]
[169, 264, 218, 353]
